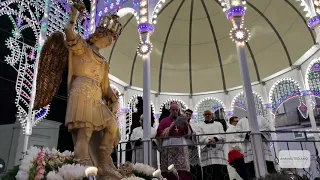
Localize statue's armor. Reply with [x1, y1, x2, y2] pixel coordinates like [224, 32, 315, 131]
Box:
[65, 36, 115, 132]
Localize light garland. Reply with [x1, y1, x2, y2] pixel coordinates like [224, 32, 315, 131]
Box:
[139, 0, 148, 24]
[5, 37, 50, 129]
[117, 7, 139, 24]
[89, 0, 97, 33]
[296, 0, 314, 18]
[229, 27, 250, 43]
[151, 0, 166, 25]
[219, 0, 247, 11]
[231, 91, 265, 116]
[127, 94, 155, 114]
[126, 94, 155, 141]
[194, 97, 225, 122]
[48, 0, 90, 38]
[159, 98, 188, 114]
[137, 41, 153, 57]
[268, 78, 309, 119]
[306, 57, 320, 98]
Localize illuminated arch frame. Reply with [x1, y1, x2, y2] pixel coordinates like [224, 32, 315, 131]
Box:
[231, 91, 265, 116]
[194, 97, 225, 121]
[124, 94, 155, 141]
[117, 7, 139, 23]
[268, 77, 301, 115]
[305, 57, 320, 98]
[2, 12, 50, 125]
[159, 98, 188, 114]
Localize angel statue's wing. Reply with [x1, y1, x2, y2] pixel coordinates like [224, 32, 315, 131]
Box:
[34, 32, 69, 110]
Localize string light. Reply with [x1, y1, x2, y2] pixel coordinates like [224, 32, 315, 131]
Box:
[137, 41, 153, 57]
[268, 78, 302, 116]
[231, 91, 265, 116]
[159, 98, 188, 114]
[117, 8, 139, 24]
[194, 97, 225, 122]
[151, 0, 166, 25]
[305, 57, 320, 98]
[229, 27, 250, 43]
[139, 0, 148, 24]
[126, 94, 155, 141]
[296, 0, 314, 18]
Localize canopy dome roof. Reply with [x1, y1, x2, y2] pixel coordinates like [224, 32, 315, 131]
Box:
[101, 0, 315, 94]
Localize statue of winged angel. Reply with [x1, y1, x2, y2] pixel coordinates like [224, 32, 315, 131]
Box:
[33, 1, 123, 179]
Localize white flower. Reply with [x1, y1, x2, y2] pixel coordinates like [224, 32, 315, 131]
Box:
[47, 171, 63, 180]
[61, 150, 72, 157]
[133, 163, 156, 176]
[42, 147, 51, 154]
[51, 148, 59, 155]
[28, 146, 41, 158]
[58, 164, 87, 180]
[121, 177, 145, 180]
[16, 146, 41, 180]
[15, 170, 28, 180]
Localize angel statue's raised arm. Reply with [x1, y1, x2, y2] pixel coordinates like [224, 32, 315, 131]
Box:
[34, 2, 124, 179]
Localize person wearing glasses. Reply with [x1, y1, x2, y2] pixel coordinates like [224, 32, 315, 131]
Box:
[197, 109, 230, 180]
[226, 116, 243, 180]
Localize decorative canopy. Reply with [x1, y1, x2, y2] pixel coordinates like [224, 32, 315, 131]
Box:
[101, 0, 315, 94]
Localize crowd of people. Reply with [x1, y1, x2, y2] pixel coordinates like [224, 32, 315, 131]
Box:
[130, 102, 277, 180]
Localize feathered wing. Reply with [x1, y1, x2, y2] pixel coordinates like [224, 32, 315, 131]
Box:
[34, 32, 69, 110]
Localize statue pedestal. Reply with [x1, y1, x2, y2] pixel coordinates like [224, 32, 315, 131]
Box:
[0, 119, 61, 174]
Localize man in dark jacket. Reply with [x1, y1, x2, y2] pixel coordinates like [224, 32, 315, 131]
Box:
[214, 108, 228, 132]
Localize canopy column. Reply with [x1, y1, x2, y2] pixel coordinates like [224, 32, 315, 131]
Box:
[221, 0, 267, 177]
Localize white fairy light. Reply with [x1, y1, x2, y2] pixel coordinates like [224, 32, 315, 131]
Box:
[151, 0, 167, 25]
[268, 78, 303, 116]
[296, 0, 313, 17]
[117, 8, 139, 24]
[194, 97, 225, 121]
[159, 98, 188, 114]
[126, 94, 155, 141]
[231, 91, 265, 116]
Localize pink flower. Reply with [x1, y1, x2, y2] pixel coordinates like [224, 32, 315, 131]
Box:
[34, 173, 44, 180]
[37, 159, 43, 165]
[36, 166, 45, 174]
[38, 152, 45, 159]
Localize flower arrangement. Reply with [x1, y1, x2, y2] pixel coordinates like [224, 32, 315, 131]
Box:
[13, 147, 87, 180]
[3, 147, 165, 180]
[118, 162, 157, 180]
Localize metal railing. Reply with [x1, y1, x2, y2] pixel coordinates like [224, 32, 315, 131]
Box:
[114, 131, 320, 180]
